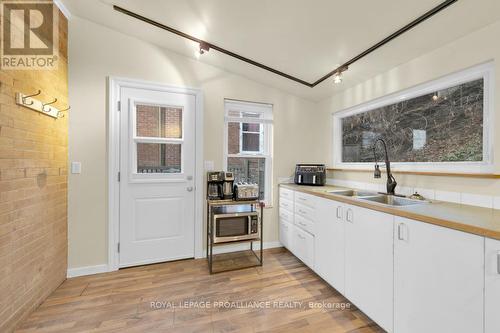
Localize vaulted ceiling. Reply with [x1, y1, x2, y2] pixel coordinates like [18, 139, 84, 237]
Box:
[61, 0, 500, 101]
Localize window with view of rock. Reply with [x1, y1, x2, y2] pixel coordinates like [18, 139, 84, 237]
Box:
[224, 100, 273, 204]
[332, 63, 493, 174]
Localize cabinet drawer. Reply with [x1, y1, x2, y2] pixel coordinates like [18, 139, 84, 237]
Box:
[295, 192, 316, 208]
[485, 238, 500, 333]
[295, 203, 316, 222]
[279, 208, 294, 224]
[279, 198, 294, 213]
[279, 220, 293, 249]
[295, 214, 314, 235]
[292, 225, 314, 268]
[279, 187, 294, 201]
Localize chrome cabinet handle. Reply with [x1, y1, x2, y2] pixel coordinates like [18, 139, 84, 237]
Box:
[298, 221, 306, 227]
[336, 206, 342, 219]
[397, 224, 403, 240]
[398, 223, 408, 241]
[346, 209, 353, 223]
[187, 186, 193, 192]
[299, 197, 306, 201]
[298, 234, 305, 240]
[497, 252, 500, 275]
[299, 209, 306, 214]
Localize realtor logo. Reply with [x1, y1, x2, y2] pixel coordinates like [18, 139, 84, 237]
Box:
[1, 0, 59, 69]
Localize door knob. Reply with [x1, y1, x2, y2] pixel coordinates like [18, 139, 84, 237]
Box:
[187, 186, 193, 192]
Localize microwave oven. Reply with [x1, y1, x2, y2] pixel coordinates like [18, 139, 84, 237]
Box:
[211, 205, 260, 243]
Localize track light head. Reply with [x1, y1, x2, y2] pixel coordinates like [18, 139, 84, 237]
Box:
[333, 72, 343, 84]
[199, 41, 210, 55]
[332, 66, 348, 84]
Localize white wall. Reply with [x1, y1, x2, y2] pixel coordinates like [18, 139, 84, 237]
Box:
[68, 17, 325, 269]
[318, 19, 500, 197]
[69, 14, 500, 270]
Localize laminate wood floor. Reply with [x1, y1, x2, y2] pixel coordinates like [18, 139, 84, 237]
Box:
[16, 248, 384, 333]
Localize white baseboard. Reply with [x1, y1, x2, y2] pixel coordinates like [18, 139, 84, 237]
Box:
[211, 241, 283, 255]
[67, 242, 283, 278]
[67, 264, 110, 278]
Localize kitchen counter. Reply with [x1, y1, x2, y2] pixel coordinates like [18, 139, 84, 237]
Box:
[280, 183, 500, 240]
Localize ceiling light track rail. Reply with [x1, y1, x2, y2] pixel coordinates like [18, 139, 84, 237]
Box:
[113, 0, 458, 88]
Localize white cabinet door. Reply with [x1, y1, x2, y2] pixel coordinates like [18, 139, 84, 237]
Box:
[315, 197, 345, 294]
[279, 220, 293, 250]
[345, 205, 394, 333]
[394, 217, 484, 333]
[485, 237, 500, 333]
[292, 224, 314, 268]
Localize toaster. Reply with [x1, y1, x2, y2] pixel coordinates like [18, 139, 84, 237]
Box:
[294, 164, 326, 186]
[233, 182, 259, 201]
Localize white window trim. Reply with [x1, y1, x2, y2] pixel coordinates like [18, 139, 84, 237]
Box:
[332, 61, 495, 174]
[224, 99, 273, 206]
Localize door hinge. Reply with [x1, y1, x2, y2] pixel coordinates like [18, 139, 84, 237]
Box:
[118, 172, 121, 182]
[117, 101, 121, 111]
[117, 242, 120, 253]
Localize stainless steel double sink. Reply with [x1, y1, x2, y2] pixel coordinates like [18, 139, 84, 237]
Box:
[326, 189, 427, 207]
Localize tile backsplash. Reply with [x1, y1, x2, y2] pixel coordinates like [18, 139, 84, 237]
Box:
[325, 178, 500, 210]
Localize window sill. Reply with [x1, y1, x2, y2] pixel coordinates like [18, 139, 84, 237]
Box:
[327, 168, 500, 179]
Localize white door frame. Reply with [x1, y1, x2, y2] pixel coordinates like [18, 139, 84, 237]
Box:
[108, 77, 204, 271]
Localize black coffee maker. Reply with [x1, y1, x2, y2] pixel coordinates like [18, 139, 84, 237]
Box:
[207, 171, 224, 200]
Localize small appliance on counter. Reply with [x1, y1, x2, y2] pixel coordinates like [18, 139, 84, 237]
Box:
[222, 172, 235, 199]
[211, 204, 260, 243]
[234, 182, 260, 201]
[207, 171, 224, 200]
[294, 164, 326, 186]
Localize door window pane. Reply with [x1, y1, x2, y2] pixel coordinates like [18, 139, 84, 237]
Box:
[227, 157, 265, 200]
[136, 105, 183, 139]
[137, 143, 181, 173]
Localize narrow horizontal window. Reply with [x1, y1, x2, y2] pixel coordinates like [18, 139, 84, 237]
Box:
[332, 62, 493, 173]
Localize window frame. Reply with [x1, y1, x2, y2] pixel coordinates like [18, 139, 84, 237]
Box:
[131, 99, 185, 180]
[332, 62, 494, 173]
[223, 99, 273, 206]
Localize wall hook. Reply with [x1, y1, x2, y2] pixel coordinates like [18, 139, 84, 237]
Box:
[22, 90, 41, 106]
[57, 106, 70, 118]
[42, 97, 57, 113]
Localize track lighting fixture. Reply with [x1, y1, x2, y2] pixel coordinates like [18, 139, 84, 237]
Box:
[199, 41, 210, 55]
[332, 66, 348, 84]
[114, 0, 458, 88]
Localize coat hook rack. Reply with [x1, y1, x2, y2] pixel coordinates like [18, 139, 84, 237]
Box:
[15, 91, 68, 119]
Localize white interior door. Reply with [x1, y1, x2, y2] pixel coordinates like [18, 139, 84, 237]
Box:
[119, 86, 196, 267]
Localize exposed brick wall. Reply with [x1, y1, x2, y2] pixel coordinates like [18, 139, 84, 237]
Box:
[136, 106, 182, 172]
[0, 9, 68, 333]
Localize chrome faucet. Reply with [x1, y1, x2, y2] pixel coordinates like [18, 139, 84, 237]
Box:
[372, 138, 397, 195]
